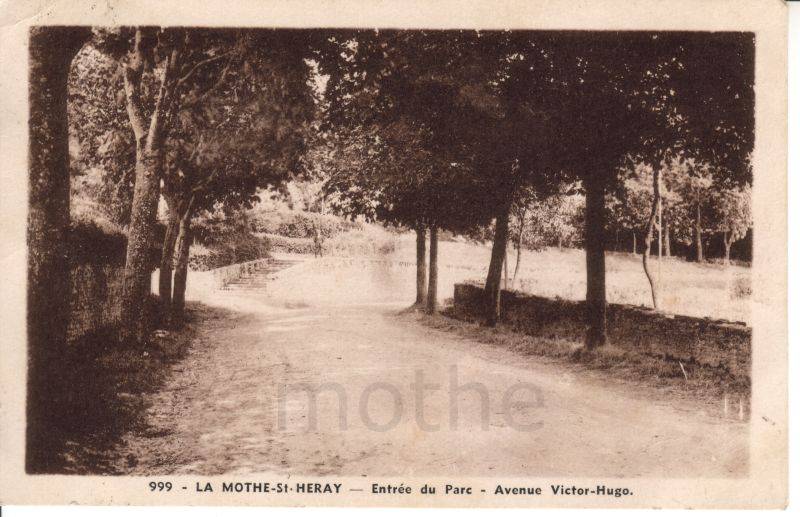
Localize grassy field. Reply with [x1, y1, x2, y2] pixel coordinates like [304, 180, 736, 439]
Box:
[390, 236, 751, 324]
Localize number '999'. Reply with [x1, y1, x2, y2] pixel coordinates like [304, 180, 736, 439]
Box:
[149, 481, 172, 491]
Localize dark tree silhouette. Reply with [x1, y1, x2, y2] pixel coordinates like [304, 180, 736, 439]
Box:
[27, 26, 91, 473]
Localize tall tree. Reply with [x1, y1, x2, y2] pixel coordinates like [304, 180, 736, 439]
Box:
[92, 27, 245, 344]
[553, 32, 753, 347]
[116, 28, 182, 343]
[642, 166, 663, 309]
[159, 31, 314, 322]
[317, 31, 497, 313]
[544, 33, 672, 348]
[85, 29, 313, 333]
[27, 26, 91, 472]
[319, 30, 753, 337]
[614, 158, 682, 308]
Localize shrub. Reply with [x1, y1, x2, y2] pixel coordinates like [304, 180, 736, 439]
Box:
[255, 233, 316, 255]
[69, 212, 163, 270]
[189, 234, 271, 271]
[731, 276, 752, 299]
[190, 206, 395, 268]
[322, 228, 396, 256]
[708, 257, 752, 268]
[68, 219, 127, 266]
[249, 207, 362, 239]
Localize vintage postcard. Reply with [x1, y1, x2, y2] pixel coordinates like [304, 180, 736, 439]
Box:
[0, 0, 789, 509]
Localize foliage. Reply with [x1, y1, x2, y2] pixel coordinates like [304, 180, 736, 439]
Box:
[162, 30, 316, 216]
[316, 31, 507, 232]
[65, 29, 757, 303]
[321, 227, 397, 256]
[609, 159, 682, 241]
[68, 219, 128, 267]
[665, 158, 715, 246]
[70, 28, 316, 232]
[189, 209, 271, 270]
[317, 31, 754, 248]
[255, 234, 316, 256]
[712, 185, 753, 245]
[607, 153, 750, 260]
[68, 46, 136, 227]
[188, 237, 271, 271]
[510, 185, 585, 251]
[247, 202, 362, 239]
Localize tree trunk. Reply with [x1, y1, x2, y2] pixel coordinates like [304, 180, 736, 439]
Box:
[425, 225, 438, 314]
[511, 209, 525, 289]
[632, 231, 637, 255]
[664, 213, 671, 257]
[158, 200, 180, 321]
[415, 227, 427, 306]
[724, 232, 732, 266]
[503, 246, 509, 290]
[119, 149, 163, 343]
[118, 30, 180, 345]
[657, 195, 663, 259]
[512, 237, 523, 290]
[27, 26, 91, 473]
[584, 174, 607, 348]
[694, 200, 704, 262]
[484, 200, 512, 326]
[171, 211, 193, 325]
[642, 169, 661, 310]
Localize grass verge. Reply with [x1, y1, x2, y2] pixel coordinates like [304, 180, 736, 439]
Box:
[406, 304, 750, 420]
[51, 310, 198, 474]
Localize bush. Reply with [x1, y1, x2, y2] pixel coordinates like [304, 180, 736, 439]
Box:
[249, 207, 362, 239]
[322, 228, 396, 256]
[189, 234, 271, 271]
[189, 210, 273, 271]
[251, 229, 397, 258]
[189, 205, 394, 269]
[731, 276, 752, 299]
[255, 233, 317, 255]
[69, 212, 163, 270]
[707, 257, 752, 268]
[68, 219, 127, 266]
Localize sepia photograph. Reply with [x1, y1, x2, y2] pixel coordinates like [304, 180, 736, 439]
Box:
[0, 0, 790, 509]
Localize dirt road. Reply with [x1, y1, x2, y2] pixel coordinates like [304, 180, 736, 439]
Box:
[120, 258, 747, 477]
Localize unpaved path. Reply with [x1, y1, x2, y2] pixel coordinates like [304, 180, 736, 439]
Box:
[119, 259, 747, 477]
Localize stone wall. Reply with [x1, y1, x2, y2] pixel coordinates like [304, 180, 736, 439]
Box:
[67, 263, 126, 342]
[452, 283, 751, 379]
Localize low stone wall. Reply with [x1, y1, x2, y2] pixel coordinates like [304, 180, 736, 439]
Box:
[452, 283, 751, 378]
[67, 263, 126, 342]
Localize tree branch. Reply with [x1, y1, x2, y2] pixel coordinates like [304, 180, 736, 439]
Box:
[190, 175, 214, 194]
[147, 46, 182, 150]
[122, 28, 147, 144]
[180, 56, 234, 110]
[175, 50, 234, 88]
